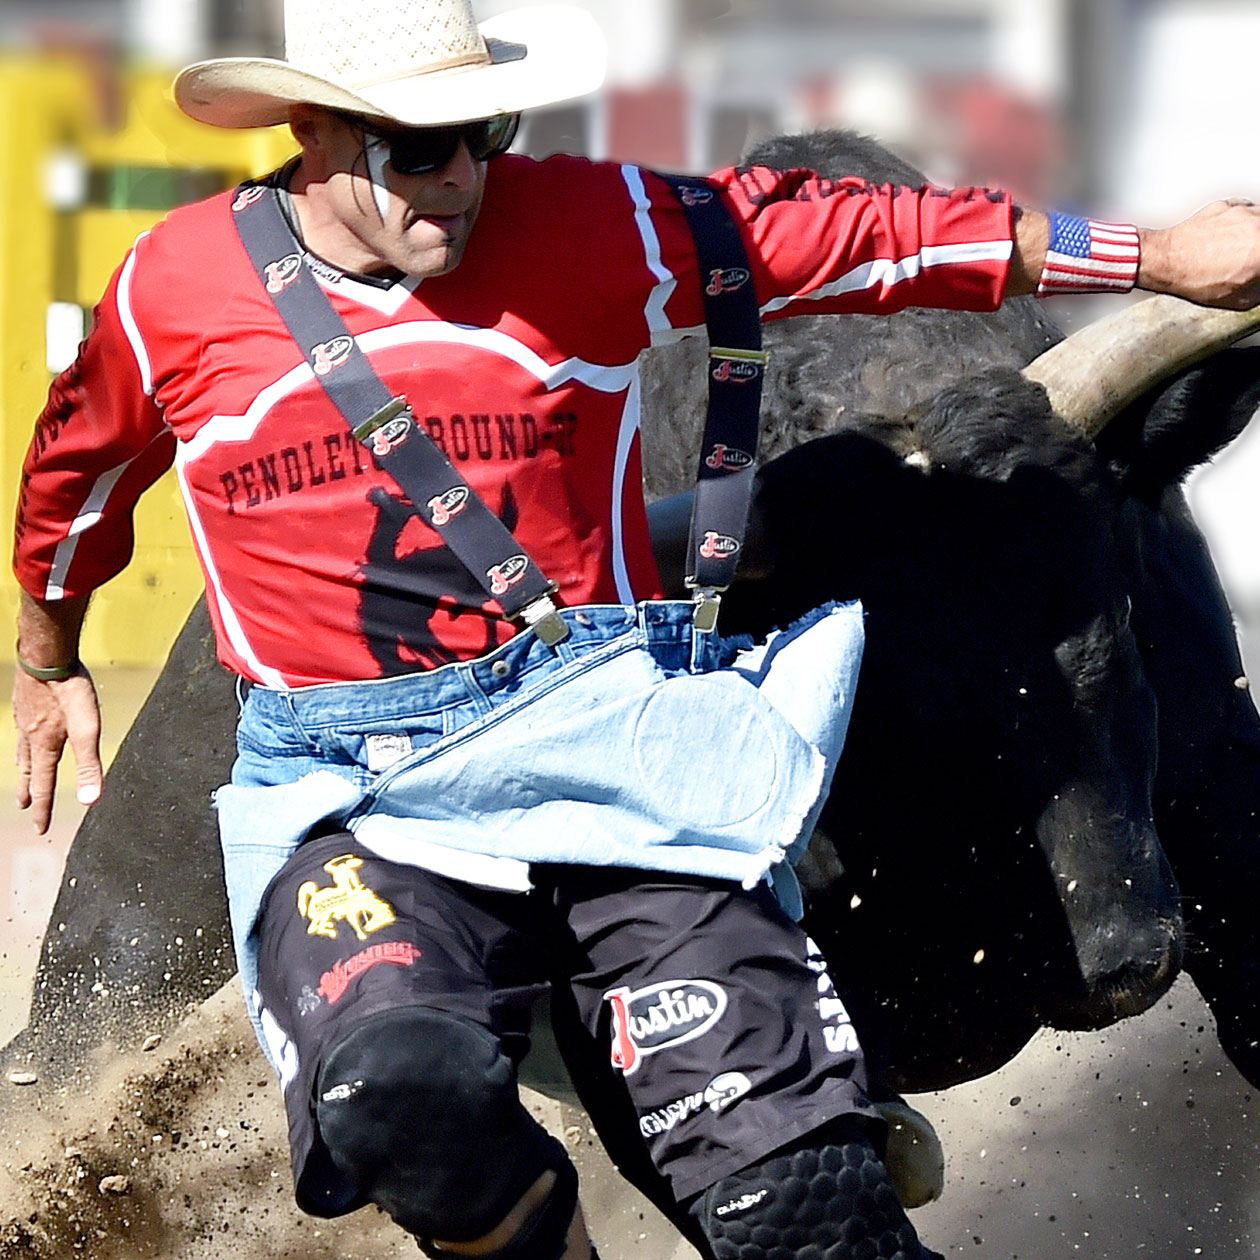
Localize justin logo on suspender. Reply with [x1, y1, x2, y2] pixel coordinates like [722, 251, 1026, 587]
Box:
[711, 358, 761, 384]
[232, 186, 267, 212]
[704, 444, 753, 472]
[312, 336, 354, 376]
[679, 186, 714, 207]
[265, 254, 302, 293]
[699, 532, 740, 560]
[428, 486, 469, 526]
[706, 267, 751, 296]
[487, 555, 529, 595]
[370, 417, 412, 457]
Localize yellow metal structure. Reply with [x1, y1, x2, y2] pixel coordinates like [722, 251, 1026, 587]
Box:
[0, 55, 295, 665]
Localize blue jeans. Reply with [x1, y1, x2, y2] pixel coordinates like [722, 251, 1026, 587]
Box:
[216, 600, 864, 1017]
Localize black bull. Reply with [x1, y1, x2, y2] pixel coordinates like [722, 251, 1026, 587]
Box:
[7, 132, 1260, 1120]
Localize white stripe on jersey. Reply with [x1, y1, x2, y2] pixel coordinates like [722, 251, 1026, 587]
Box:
[46, 464, 128, 601]
[174, 457, 287, 689]
[45, 429, 173, 600]
[611, 371, 643, 604]
[622, 164, 677, 343]
[761, 238, 1013, 315]
[183, 321, 639, 460]
[117, 236, 155, 396]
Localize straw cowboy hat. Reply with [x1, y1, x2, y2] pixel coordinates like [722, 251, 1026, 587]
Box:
[175, 0, 607, 129]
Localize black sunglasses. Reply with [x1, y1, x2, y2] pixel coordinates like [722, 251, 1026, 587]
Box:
[347, 113, 521, 175]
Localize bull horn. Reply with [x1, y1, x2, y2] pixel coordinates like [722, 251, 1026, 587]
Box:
[1022, 295, 1260, 439]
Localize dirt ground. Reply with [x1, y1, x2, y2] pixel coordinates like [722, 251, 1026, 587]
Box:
[0, 984, 695, 1260]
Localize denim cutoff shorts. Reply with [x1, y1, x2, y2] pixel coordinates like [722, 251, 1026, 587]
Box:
[216, 599, 865, 1010]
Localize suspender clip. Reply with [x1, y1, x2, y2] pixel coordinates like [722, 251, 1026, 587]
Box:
[520, 594, 571, 647]
[689, 587, 723, 634]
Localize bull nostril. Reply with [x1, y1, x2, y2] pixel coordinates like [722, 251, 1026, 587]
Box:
[1049, 914, 1184, 1031]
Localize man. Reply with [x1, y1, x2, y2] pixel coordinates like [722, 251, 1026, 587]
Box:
[13, 2, 1260, 1259]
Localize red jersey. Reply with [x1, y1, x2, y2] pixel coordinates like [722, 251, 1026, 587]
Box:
[14, 154, 1013, 687]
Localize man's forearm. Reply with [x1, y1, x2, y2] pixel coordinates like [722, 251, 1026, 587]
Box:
[17, 590, 90, 672]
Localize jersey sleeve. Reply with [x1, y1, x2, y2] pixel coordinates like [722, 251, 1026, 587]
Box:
[13, 247, 176, 602]
[649, 164, 1016, 332]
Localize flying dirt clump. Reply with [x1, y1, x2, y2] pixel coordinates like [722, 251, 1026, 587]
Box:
[0, 986, 415, 1260]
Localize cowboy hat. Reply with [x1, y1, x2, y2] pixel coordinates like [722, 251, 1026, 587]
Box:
[174, 0, 607, 129]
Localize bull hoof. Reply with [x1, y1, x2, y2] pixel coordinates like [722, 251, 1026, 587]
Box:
[874, 1097, 945, 1209]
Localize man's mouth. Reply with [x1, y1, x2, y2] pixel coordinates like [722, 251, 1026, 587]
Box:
[409, 211, 464, 235]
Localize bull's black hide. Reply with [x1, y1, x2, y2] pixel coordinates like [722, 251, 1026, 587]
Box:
[6, 132, 1260, 1110]
[720, 367, 1260, 1090]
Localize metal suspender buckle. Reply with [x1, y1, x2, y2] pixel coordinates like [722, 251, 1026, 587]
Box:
[690, 587, 723, 634]
[520, 593, 571, 647]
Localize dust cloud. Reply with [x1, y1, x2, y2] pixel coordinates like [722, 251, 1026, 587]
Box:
[0, 985, 691, 1260]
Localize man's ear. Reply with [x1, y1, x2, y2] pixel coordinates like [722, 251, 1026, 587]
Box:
[288, 103, 324, 151]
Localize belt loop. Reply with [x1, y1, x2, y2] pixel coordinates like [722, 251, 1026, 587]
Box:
[280, 690, 320, 752]
[688, 612, 717, 674]
[635, 601, 650, 639]
[688, 624, 703, 675]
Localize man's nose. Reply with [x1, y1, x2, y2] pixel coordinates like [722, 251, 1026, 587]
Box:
[437, 138, 480, 186]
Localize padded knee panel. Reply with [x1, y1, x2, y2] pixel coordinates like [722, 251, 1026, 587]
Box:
[315, 1007, 563, 1243]
[695, 1117, 943, 1260]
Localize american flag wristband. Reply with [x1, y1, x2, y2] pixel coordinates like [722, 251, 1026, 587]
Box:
[1036, 212, 1141, 297]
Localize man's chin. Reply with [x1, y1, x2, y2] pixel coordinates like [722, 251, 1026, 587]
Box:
[395, 240, 465, 281]
[395, 224, 470, 278]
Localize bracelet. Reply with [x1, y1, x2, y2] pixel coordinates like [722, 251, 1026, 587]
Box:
[1037, 212, 1141, 297]
[15, 647, 81, 681]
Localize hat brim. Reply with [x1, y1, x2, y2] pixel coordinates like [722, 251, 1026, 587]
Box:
[174, 5, 606, 129]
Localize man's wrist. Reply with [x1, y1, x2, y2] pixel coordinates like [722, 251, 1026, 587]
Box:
[1036, 212, 1141, 297]
[15, 591, 90, 682]
[1133, 225, 1180, 296]
[15, 646, 81, 681]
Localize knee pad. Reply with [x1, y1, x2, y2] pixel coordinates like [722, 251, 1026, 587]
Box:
[315, 1006, 575, 1251]
[693, 1117, 943, 1260]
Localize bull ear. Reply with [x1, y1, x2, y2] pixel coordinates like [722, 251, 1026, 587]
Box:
[1094, 346, 1260, 496]
[1023, 295, 1260, 439]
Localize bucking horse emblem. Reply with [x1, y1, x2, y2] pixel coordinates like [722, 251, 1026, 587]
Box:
[297, 855, 397, 941]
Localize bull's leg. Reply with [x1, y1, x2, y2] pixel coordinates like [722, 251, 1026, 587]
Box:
[1158, 734, 1260, 1087]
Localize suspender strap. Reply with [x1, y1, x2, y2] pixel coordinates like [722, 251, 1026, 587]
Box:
[229, 183, 567, 644]
[659, 175, 767, 629]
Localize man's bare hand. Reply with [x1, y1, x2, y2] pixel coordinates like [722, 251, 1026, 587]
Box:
[1139, 199, 1260, 310]
[13, 664, 103, 835]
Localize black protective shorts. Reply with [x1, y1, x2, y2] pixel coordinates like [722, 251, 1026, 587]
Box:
[255, 829, 878, 1216]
